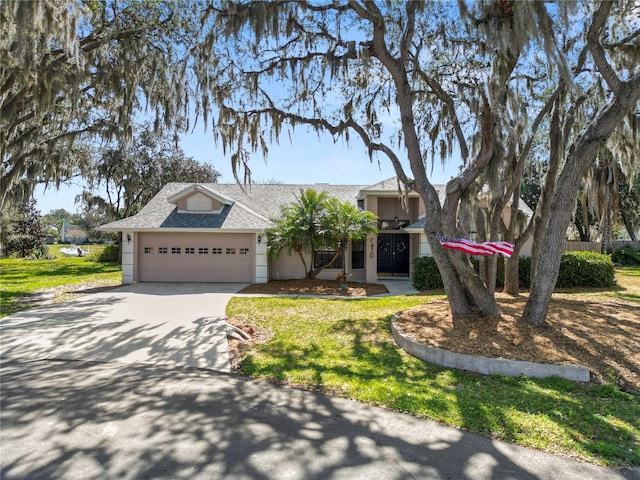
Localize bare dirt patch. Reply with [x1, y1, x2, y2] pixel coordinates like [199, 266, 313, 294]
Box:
[238, 279, 389, 297]
[394, 292, 640, 392]
[226, 319, 274, 371]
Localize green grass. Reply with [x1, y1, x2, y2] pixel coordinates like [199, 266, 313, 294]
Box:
[227, 294, 640, 467]
[3, 251, 637, 465]
[609, 267, 640, 303]
[0, 244, 121, 318]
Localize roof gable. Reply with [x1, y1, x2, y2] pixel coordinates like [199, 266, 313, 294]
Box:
[167, 184, 234, 209]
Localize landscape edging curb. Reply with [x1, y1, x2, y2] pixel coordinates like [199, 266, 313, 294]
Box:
[391, 316, 591, 383]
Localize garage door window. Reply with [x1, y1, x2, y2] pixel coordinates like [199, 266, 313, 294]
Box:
[240, 248, 250, 255]
[159, 247, 168, 254]
[226, 247, 236, 255]
[212, 247, 222, 254]
[171, 247, 181, 254]
[144, 247, 154, 254]
[199, 247, 209, 254]
[185, 247, 195, 254]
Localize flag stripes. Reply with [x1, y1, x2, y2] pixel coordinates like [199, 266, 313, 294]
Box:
[435, 233, 514, 258]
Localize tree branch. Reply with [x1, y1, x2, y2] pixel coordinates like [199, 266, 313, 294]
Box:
[586, 1, 621, 94]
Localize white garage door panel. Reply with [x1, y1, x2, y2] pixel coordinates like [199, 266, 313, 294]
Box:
[138, 232, 253, 283]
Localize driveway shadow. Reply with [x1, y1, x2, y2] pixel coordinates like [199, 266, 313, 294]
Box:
[1, 360, 634, 480]
[0, 284, 242, 372]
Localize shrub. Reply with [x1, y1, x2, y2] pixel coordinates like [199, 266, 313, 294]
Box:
[519, 256, 531, 288]
[611, 246, 640, 266]
[87, 243, 120, 263]
[26, 245, 56, 260]
[481, 256, 530, 289]
[412, 252, 613, 291]
[555, 251, 615, 288]
[412, 256, 444, 290]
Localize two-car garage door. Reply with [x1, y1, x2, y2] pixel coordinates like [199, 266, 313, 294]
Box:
[137, 232, 253, 282]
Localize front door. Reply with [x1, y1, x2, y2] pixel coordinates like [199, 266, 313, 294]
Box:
[377, 233, 410, 277]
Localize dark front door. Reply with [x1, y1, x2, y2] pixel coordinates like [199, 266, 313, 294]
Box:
[377, 233, 410, 277]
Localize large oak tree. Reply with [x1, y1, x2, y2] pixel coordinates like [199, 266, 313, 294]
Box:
[1, 0, 202, 207]
[78, 125, 220, 223]
[195, 1, 639, 325]
[3, 1, 638, 327]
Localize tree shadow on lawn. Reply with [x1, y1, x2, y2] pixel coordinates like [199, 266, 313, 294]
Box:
[2, 359, 633, 480]
[4, 260, 119, 279]
[240, 315, 639, 467]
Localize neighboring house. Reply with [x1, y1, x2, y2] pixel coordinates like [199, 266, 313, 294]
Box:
[99, 178, 533, 285]
[61, 220, 89, 244]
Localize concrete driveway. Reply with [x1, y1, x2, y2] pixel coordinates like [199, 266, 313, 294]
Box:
[2, 359, 636, 480]
[0, 283, 248, 373]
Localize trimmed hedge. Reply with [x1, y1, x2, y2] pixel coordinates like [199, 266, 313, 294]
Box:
[413, 251, 614, 291]
[412, 256, 444, 290]
[555, 251, 615, 288]
[495, 256, 531, 289]
[87, 243, 120, 263]
[611, 246, 640, 266]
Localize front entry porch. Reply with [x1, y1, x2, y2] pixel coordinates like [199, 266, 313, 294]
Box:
[376, 233, 410, 278]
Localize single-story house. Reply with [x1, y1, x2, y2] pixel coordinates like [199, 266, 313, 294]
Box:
[99, 177, 532, 285]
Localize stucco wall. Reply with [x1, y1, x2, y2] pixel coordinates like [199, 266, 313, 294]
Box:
[270, 249, 365, 282]
[377, 197, 411, 222]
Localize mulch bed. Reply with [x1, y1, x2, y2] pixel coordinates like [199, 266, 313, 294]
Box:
[393, 293, 640, 391]
[238, 279, 389, 297]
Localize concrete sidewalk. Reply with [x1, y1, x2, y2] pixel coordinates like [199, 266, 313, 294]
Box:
[1, 359, 635, 480]
[0, 283, 247, 373]
[379, 279, 421, 296]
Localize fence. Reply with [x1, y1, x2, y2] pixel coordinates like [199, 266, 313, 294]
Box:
[612, 241, 640, 250]
[564, 240, 640, 253]
[564, 241, 601, 253]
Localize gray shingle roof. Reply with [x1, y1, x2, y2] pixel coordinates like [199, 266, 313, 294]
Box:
[99, 182, 368, 232]
[100, 177, 531, 234]
[361, 177, 446, 204]
[363, 177, 407, 191]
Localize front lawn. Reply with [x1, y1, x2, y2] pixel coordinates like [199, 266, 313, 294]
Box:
[610, 266, 640, 303]
[0, 245, 121, 318]
[227, 282, 640, 467]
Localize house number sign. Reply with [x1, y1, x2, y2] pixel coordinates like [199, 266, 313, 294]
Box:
[369, 237, 375, 257]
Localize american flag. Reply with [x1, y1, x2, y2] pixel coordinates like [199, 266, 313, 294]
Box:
[435, 233, 515, 258]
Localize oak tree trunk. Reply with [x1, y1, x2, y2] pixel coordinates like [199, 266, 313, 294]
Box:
[522, 78, 640, 325]
[503, 251, 520, 296]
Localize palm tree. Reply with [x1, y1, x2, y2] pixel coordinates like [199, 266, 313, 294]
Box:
[267, 189, 377, 279]
[267, 189, 329, 278]
[316, 198, 378, 279]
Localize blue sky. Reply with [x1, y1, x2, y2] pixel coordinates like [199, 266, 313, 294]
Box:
[33, 127, 461, 214]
